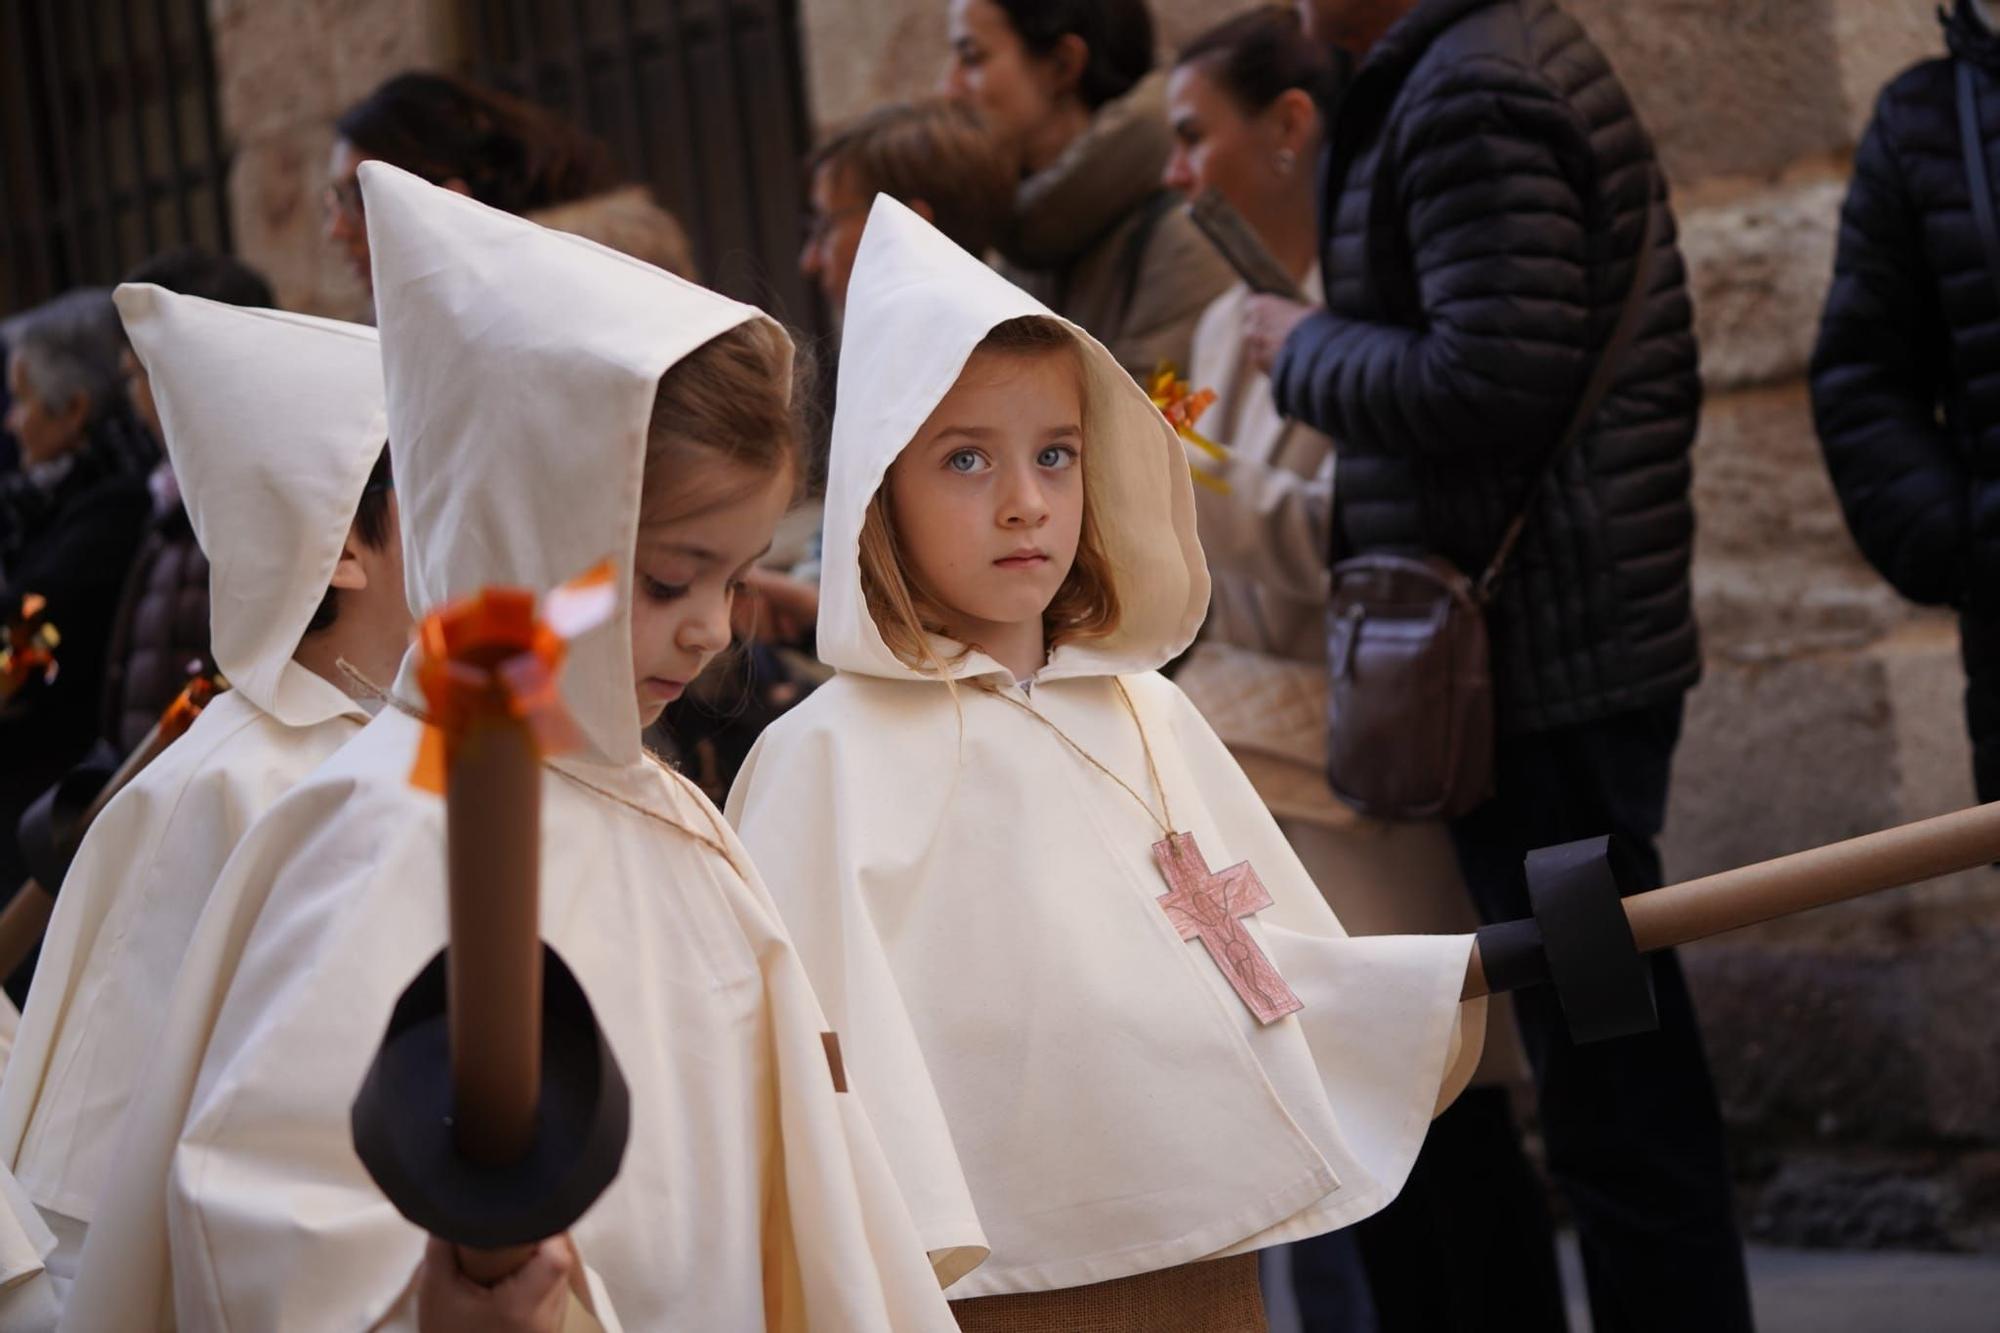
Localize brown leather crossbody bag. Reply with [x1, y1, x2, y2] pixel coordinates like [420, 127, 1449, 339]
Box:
[1323, 199, 1662, 819]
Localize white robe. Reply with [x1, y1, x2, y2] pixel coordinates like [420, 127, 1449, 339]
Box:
[0, 689, 362, 1246]
[66, 164, 970, 1330]
[729, 197, 1482, 1297]
[72, 708, 950, 1330]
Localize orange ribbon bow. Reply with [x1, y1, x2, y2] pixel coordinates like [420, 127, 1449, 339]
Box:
[407, 563, 615, 793]
[161, 673, 225, 737]
[0, 594, 61, 701]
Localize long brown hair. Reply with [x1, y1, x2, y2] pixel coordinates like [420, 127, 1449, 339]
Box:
[858, 316, 1120, 677]
[642, 318, 802, 522]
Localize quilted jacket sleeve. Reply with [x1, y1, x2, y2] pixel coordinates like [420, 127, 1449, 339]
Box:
[1272, 57, 1594, 463]
[1809, 86, 1970, 608]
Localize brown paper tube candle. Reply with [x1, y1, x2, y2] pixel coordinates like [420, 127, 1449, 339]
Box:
[419, 593, 563, 1285]
[1463, 801, 2000, 1000]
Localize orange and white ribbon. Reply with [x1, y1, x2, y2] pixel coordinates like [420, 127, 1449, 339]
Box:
[407, 561, 616, 793]
[0, 594, 61, 700]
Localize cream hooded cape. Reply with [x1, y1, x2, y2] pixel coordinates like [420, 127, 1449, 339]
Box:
[728, 198, 1485, 1298]
[64, 163, 968, 1332]
[0, 288, 382, 1290]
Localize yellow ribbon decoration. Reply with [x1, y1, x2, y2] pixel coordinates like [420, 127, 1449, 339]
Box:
[1147, 364, 1231, 496]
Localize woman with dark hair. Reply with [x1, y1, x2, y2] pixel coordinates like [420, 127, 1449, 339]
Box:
[1160, 10, 1570, 1333]
[324, 71, 692, 293]
[943, 0, 1233, 379]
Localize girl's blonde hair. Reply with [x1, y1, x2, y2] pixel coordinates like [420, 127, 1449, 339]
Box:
[642, 318, 802, 522]
[858, 316, 1121, 677]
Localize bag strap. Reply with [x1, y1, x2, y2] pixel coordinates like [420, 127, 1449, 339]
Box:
[1958, 62, 2000, 314]
[1474, 182, 1664, 603]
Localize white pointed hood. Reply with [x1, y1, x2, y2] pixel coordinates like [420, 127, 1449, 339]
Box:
[819, 196, 1208, 683]
[113, 283, 385, 725]
[362, 161, 791, 767]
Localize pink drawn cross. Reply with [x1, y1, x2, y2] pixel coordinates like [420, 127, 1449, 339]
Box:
[1153, 831, 1303, 1025]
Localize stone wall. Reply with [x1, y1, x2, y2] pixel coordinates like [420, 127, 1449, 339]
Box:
[210, 0, 459, 321]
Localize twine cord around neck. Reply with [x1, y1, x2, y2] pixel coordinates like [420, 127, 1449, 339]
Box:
[981, 677, 1174, 835]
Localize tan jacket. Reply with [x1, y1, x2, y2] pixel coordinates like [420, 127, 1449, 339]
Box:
[995, 72, 1235, 380]
[1188, 275, 1334, 664]
[1175, 277, 1527, 1085]
[1176, 273, 1340, 825]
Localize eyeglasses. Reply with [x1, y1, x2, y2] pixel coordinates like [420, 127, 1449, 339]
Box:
[802, 203, 869, 251]
[323, 177, 365, 223]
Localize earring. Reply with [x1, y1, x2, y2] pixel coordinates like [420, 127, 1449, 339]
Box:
[1274, 148, 1297, 177]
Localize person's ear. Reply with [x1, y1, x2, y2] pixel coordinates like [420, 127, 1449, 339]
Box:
[906, 197, 937, 226]
[440, 177, 473, 198]
[1046, 33, 1090, 101]
[328, 530, 370, 592]
[1271, 88, 1320, 157]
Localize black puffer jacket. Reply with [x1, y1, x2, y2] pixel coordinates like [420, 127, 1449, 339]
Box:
[1810, 2, 1995, 613]
[1273, 0, 1701, 734]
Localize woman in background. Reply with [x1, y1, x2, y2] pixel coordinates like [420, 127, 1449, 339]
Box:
[943, 0, 1232, 379]
[1161, 10, 1558, 1331]
[324, 70, 694, 297]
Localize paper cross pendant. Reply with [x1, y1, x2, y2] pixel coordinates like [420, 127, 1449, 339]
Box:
[1154, 831, 1303, 1025]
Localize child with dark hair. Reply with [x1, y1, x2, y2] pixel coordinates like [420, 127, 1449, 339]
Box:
[0, 286, 410, 1315]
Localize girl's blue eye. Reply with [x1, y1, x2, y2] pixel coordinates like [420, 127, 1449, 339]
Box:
[1038, 444, 1078, 469]
[946, 449, 987, 474]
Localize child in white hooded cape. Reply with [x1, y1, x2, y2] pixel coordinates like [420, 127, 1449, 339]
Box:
[728, 198, 1486, 1319]
[59, 166, 977, 1332]
[0, 287, 409, 1305]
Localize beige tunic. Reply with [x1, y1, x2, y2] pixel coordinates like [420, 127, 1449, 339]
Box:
[732, 198, 1484, 1298]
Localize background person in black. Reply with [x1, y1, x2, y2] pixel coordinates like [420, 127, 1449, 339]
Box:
[1813, 0, 2000, 812]
[1244, 0, 1753, 1328]
[0, 291, 155, 992]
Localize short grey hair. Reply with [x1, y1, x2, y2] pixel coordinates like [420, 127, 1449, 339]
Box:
[4, 288, 125, 422]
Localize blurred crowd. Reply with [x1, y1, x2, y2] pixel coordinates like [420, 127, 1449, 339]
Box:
[4, 1, 1997, 1329]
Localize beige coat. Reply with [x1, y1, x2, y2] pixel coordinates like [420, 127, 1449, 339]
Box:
[1175, 277, 1526, 1085]
[995, 71, 1235, 381]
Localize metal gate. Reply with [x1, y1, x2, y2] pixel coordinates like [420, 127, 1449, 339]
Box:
[461, 0, 822, 335]
[0, 0, 231, 316]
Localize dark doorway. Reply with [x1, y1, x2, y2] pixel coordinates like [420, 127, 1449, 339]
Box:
[461, 0, 823, 338]
[0, 0, 232, 316]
